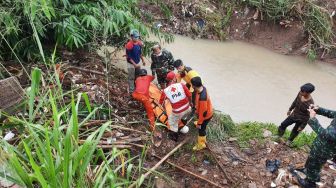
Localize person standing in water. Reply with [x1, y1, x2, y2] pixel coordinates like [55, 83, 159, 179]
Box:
[277, 83, 315, 146]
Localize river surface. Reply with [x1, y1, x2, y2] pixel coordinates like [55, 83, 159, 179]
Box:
[163, 36, 336, 131]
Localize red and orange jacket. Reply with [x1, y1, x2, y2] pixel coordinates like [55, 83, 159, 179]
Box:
[134, 75, 154, 97]
[192, 87, 213, 125]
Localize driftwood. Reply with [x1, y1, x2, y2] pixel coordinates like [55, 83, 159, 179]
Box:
[207, 143, 235, 184]
[153, 154, 224, 188]
[128, 137, 189, 188]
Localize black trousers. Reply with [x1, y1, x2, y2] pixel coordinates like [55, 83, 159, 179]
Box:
[199, 117, 212, 136]
[278, 116, 307, 141]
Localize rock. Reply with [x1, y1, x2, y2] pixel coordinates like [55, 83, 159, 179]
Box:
[201, 170, 208, 176]
[248, 182, 257, 188]
[249, 139, 256, 145]
[203, 160, 210, 165]
[222, 179, 228, 185]
[198, 168, 205, 172]
[229, 137, 237, 142]
[263, 130, 272, 138]
[271, 182, 276, 187]
[266, 172, 273, 177]
[154, 177, 167, 188]
[4, 131, 15, 141]
[233, 161, 239, 166]
[214, 174, 218, 178]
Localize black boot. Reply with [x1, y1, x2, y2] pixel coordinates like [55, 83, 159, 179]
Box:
[298, 178, 316, 188]
[168, 131, 179, 142]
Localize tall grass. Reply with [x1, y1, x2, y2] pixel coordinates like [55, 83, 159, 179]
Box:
[0, 68, 149, 187]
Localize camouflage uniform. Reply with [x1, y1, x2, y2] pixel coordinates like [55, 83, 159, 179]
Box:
[305, 107, 336, 183]
[150, 49, 174, 87]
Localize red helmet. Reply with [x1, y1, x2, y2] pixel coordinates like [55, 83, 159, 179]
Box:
[166, 71, 176, 81]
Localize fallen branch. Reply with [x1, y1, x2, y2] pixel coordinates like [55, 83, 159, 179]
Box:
[128, 137, 190, 188]
[67, 66, 105, 76]
[153, 154, 224, 188]
[207, 143, 234, 184]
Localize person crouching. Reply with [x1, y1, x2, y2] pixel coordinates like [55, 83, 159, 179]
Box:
[132, 69, 155, 131]
[191, 77, 213, 151]
[159, 71, 192, 141]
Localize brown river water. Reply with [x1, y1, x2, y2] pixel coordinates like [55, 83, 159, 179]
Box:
[113, 35, 336, 132]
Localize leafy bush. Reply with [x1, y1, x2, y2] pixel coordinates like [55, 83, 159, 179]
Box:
[0, 0, 172, 61]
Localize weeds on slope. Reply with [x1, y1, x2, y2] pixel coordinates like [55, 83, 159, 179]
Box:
[207, 113, 316, 149]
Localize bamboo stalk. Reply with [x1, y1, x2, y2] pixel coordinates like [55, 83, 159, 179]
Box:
[67, 66, 105, 76]
[128, 137, 189, 188]
[153, 155, 224, 188]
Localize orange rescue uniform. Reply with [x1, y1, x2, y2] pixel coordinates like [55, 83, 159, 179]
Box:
[132, 75, 155, 130]
[193, 86, 213, 126]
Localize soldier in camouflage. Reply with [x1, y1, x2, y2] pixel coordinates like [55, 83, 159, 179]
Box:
[298, 105, 336, 188]
[150, 44, 174, 89]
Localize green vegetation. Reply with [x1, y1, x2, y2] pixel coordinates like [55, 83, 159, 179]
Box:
[0, 68, 151, 187]
[239, 0, 335, 59]
[208, 113, 316, 149]
[0, 0, 173, 62]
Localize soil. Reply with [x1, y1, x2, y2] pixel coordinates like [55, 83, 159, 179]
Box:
[139, 0, 336, 63]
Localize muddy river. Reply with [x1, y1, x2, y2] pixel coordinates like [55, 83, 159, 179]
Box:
[163, 36, 336, 130]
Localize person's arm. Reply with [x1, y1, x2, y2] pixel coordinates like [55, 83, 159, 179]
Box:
[150, 55, 156, 76]
[288, 94, 299, 115]
[308, 117, 336, 142]
[316, 107, 336, 119]
[182, 84, 192, 104]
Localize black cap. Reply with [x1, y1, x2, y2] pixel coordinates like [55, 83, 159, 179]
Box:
[191, 77, 202, 87]
[300, 83, 315, 93]
[173, 59, 183, 68]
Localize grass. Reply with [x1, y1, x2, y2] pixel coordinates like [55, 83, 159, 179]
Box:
[0, 67, 152, 187]
[207, 113, 316, 149]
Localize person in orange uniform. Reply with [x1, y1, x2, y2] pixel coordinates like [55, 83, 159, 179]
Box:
[191, 76, 213, 151]
[132, 69, 155, 131]
[173, 59, 201, 91]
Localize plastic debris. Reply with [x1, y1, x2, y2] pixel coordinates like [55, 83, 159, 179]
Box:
[4, 131, 15, 141]
[266, 159, 281, 173]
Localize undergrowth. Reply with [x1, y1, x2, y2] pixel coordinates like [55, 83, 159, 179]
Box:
[208, 113, 316, 149]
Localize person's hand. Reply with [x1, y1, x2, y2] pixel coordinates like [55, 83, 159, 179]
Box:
[298, 127, 303, 131]
[307, 108, 316, 118]
[134, 63, 141, 68]
[287, 110, 292, 116]
[194, 121, 200, 129]
[309, 104, 319, 111]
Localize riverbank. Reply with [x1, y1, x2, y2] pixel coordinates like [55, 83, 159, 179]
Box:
[140, 0, 336, 63]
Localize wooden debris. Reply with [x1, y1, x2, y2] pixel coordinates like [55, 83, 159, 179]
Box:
[207, 143, 235, 185]
[153, 154, 224, 188]
[128, 137, 190, 188]
[67, 66, 105, 76]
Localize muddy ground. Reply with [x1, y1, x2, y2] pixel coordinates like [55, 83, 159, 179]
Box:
[2, 51, 336, 188]
[139, 0, 336, 63]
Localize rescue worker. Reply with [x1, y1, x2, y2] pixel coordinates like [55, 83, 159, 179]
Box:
[132, 69, 155, 131]
[125, 29, 146, 93]
[159, 71, 192, 141]
[277, 83, 315, 146]
[298, 105, 336, 188]
[150, 44, 174, 89]
[173, 59, 201, 91]
[191, 77, 213, 151]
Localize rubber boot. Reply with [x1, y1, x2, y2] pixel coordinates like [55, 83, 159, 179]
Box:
[298, 178, 316, 188]
[193, 136, 206, 151]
